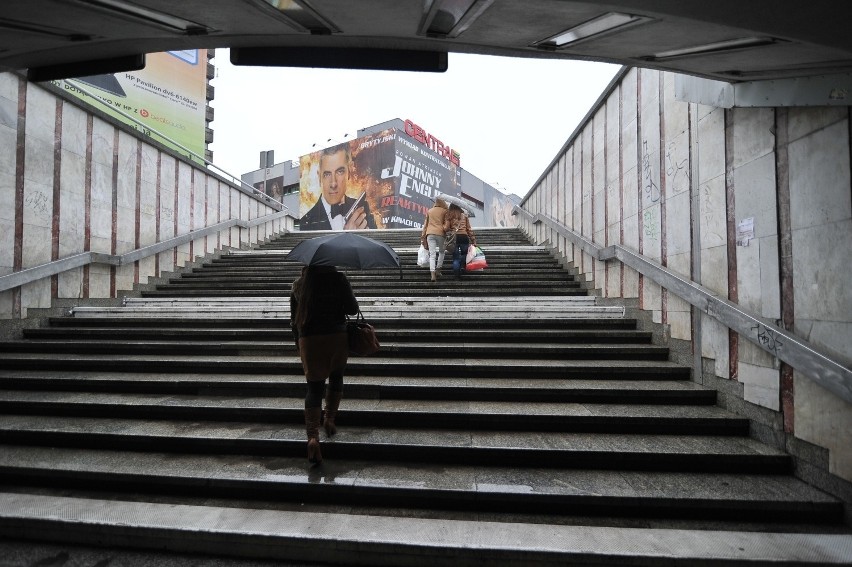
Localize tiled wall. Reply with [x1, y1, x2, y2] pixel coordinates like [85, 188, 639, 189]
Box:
[519, 67, 852, 483]
[0, 73, 291, 319]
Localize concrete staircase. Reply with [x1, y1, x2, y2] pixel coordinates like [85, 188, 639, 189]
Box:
[0, 227, 849, 566]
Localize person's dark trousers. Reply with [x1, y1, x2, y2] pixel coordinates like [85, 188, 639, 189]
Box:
[453, 235, 471, 277]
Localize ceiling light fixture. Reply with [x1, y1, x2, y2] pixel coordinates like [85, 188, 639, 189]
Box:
[535, 12, 652, 49]
[257, 0, 338, 34]
[419, 0, 495, 39]
[0, 18, 90, 40]
[76, 0, 208, 34]
[647, 37, 780, 60]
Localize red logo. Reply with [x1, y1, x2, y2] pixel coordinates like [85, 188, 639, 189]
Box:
[140, 108, 149, 118]
[404, 119, 460, 166]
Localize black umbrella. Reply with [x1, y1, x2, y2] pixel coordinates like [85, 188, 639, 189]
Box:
[286, 232, 402, 279]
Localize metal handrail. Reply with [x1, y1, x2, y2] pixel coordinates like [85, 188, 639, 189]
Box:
[514, 206, 852, 404]
[58, 79, 286, 211]
[0, 210, 291, 293]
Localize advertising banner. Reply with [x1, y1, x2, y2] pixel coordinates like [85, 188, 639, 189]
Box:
[486, 193, 519, 228]
[255, 176, 285, 201]
[298, 128, 461, 231]
[52, 50, 208, 164]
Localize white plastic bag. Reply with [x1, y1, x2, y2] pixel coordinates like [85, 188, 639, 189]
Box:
[417, 244, 430, 267]
[466, 244, 477, 263]
[466, 246, 487, 271]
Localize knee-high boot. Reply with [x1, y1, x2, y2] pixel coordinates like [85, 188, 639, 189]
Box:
[304, 407, 323, 464]
[323, 390, 343, 437]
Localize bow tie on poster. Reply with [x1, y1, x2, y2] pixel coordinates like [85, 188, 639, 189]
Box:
[330, 202, 348, 218]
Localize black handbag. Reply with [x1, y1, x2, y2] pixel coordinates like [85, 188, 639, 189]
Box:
[444, 230, 457, 253]
[347, 310, 380, 356]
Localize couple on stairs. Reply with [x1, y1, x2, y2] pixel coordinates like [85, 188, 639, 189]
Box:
[420, 198, 477, 282]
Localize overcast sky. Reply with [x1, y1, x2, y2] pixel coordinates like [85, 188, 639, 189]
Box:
[208, 50, 620, 198]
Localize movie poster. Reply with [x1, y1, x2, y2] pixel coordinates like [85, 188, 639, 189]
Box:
[298, 128, 461, 231]
[381, 129, 461, 229]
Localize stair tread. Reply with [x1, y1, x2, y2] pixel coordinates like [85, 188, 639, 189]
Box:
[0, 353, 685, 366]
[0, 446, 830, 502]
[7, 492, 848, 564]
[24, 328, 650, 338]
[0, 340, 667, 351]
[0, 392, 731, 418]
[0, 370, 698, 388]
[0, 420, 773, 454]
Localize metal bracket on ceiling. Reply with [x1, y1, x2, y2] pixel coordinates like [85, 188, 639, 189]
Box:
[675, 73, 852, 108]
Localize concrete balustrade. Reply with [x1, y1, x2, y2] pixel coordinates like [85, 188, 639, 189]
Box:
[0, 73, 296, 321]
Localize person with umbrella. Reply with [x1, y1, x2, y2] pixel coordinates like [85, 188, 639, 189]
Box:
[445, 203, 477, 278]
[290, 264, 359, 465]
[287, 232, 399, 465]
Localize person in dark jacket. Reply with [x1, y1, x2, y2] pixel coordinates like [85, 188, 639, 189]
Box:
[290, 265, 359, 464]
[444, 203, 476, 278]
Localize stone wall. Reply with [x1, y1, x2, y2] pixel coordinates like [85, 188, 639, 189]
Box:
[0, 73, 293, 320]
[519, 67, 852, 483]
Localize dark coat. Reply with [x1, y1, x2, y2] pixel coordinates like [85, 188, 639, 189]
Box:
[290, 268, 359, 339]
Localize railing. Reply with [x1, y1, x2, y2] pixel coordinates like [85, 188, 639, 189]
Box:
[514, 206, 852, 404]
[0, 211, 292, 293]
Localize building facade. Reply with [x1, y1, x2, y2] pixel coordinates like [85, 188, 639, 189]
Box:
[241, 118, 519, 230]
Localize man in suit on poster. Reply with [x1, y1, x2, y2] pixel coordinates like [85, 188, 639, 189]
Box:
[300, 143, 376, 231]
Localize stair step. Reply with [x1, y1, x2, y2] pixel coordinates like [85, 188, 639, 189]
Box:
[0, 446, 836, 522]
[0, 393, 733, 432]
[0, 371, 709, 401]
[1, 492, 848, 566]
[69, 295, 624, 319]
[23, 327, 653, 343]
[45, 316, 641, 329]
[0, 353, 691, 378]
[0, 340, 671, 360]
[0, 417, 766, 466]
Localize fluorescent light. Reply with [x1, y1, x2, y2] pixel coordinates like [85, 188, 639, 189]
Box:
[78, 0, 207, 33]
[536, 12, 651, 49]
[420, 0, 494, 38]
[258, 0, 337, 34]
[650, 37, 779, 60]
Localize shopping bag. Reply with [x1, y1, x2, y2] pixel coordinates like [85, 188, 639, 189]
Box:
[417, 244, 430, 267]
[466, 246, 487, 271]
[466, 244, 477, 263]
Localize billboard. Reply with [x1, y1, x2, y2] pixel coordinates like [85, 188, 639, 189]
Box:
[486, 193, 519, 228]
[299, 128, 461, 231]
[255, 176, 285, 201]
[51, 50, 209, 164]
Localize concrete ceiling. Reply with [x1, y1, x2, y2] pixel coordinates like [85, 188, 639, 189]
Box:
[1, 0, 850, 83]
